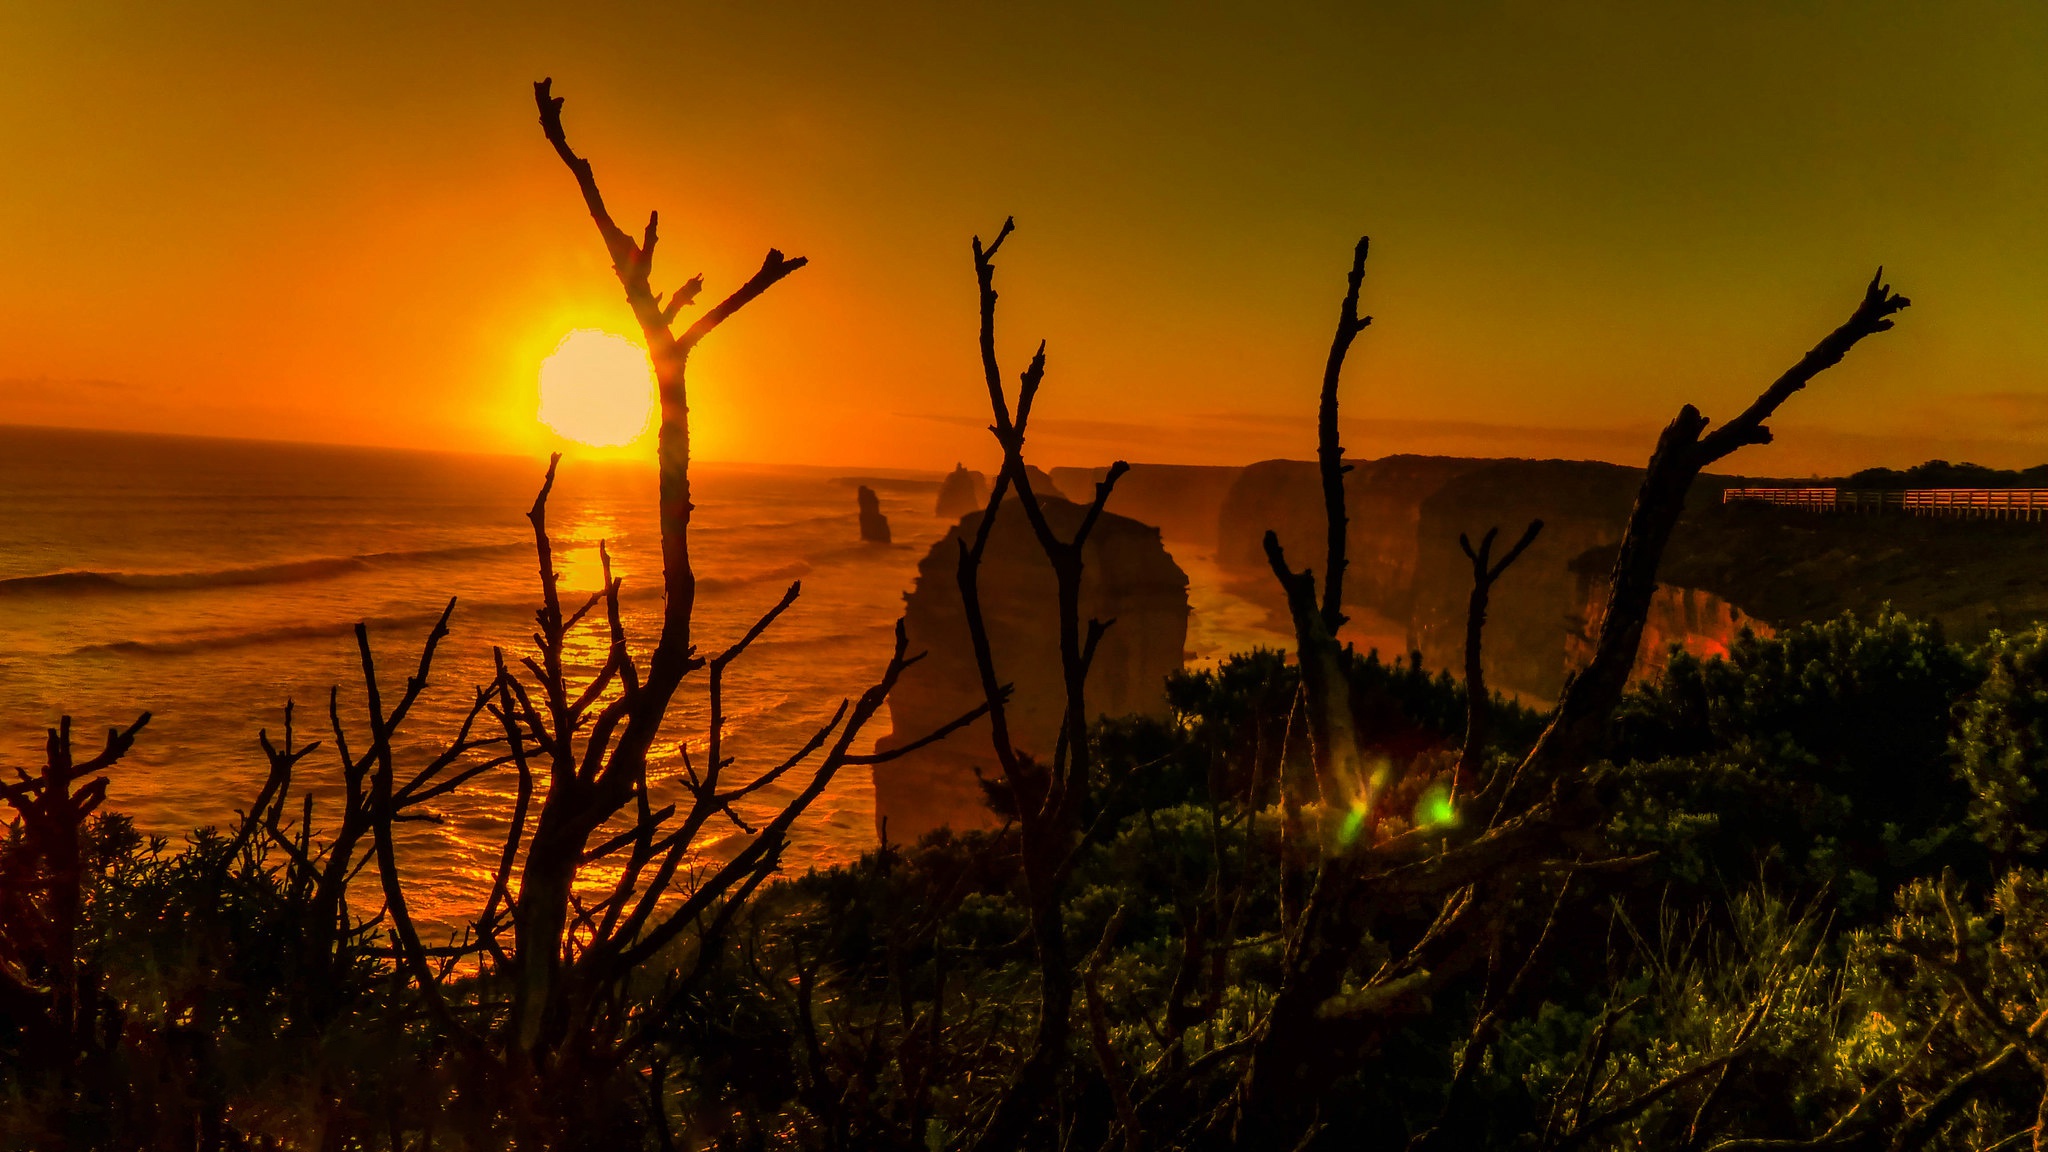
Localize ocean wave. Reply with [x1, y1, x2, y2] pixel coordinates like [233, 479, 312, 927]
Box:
[0, 543, 531, 597]
[693, 515, 849, 536]
[75, 610, 459, 657]
[802, 544, 914, 566]
[595, 560, 812, 601]
[697, 561, 811, 593]
[749, 623, 901, 653]
[70, 561, 818, 657]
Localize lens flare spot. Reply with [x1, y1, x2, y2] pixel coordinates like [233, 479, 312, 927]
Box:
[538, 329, 656, 447]
[1414, 782, 1457, 828]
[1338, 801, 1369, 848]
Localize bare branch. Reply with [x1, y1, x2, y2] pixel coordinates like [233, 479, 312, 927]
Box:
[1083, 906, 1141, 1152]
[1318, 235, 1371, 631]
[718, 700, 850, 805]
[533, 79, 640, 282]
[1072, 461, 1132, 550]
[1502, 272, 1908, 807]
[844, 697, 998, 765]
[678, 249, 810, 349]
[713, 582, 803, 672]
[1697, 269, 1911, 465]
[1458, 518, 1543, 792]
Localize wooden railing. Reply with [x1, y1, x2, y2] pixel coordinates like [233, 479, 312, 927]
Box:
[1722, 487, 2048, 520]
[1721, 487, 1840, 511]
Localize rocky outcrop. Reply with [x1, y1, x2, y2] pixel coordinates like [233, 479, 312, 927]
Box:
[1340, 456, 1494, 622]
[857, 485, 891, 544]
[872, 498, 1190, 840]
[1215, 456, 1489, 619]
[1050, 464, 1244, 549]
[933, 464, 1063, 521]
[1566, 558, 1774, 684]
[1652, 496, 2048, 646]
[1094, 445, 2048, 704]
[1212, 455, 1646, 701]
[1021, 465, 1063, 501]
[1216, 460, 1323, 571]
[935, 464, 988, 519]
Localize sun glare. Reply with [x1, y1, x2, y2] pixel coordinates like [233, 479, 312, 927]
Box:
[537, 330, 656, 447]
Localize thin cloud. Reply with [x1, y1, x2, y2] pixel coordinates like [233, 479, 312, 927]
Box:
[0, 376, 136, 398]
[897, 404, 2048, 475]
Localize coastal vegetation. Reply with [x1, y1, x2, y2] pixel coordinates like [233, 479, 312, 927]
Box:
[11, 81, 2048, 1152]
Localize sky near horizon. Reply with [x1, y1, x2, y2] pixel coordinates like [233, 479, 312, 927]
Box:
[3, 2, 2046, 476]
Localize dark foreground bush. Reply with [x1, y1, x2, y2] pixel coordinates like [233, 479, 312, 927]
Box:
[16, 617, 2048, 1148]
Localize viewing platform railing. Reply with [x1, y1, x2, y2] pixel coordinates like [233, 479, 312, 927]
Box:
[1722, 486, 2048, 521]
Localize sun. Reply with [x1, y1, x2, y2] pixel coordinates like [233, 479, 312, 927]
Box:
[537, 329, 657, 447]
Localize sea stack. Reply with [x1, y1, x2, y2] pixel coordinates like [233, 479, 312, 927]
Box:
[871, 498, 1189, 840]
[856, 485, 892, 544]
[934, 463, 988, 519]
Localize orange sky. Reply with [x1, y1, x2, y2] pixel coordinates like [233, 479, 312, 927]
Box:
[4, 3, 2046, 476]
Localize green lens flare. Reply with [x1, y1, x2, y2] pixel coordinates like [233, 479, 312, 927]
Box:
[1415, 783, 1456, 828]
[1339, 805, 1368, 847]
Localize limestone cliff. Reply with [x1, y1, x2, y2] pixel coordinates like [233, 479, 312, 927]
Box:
[1049, 464, 1244, 549]
[1216, 459, 1322, 571]
[872, 498, 1190, 840]
[1654, 498, 2048, 645]
[933, 464, 1063, 521]
[1563, 493, 2048, 685]
[856, 485, 891, 544]
[935, 464, 989, 519]
[1020, 465, 1063, 501]
[1214, 456, 1488, 620]
[1339, 457, 1494, 621]
[1565, 557, 1775, 685]
[1209, 456, 1680, 699]
[1092, 445, 2048, 705]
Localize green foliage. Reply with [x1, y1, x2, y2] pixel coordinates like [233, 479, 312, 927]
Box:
[25, 611, 2048, 1148]
[1956, 626, 2048, 860]
[1610, 610, 1982, 917]
[1, 812, 451, 1151]
[1498, 887, 1850, 1147]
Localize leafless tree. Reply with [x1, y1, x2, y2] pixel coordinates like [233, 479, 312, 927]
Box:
[1262, 236, 1371, 814]
[416, 79, 991, 1145]
[1456, 518, 1543, 795]
[951, 217, 1131, 1152]
[219, 79, 992, 1148]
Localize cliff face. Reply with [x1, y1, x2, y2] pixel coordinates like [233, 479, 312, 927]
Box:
[1564, 495, 2048, 685]
[1342, 457, 1495, 621]
[873, 498, 1190, 840]
[935, 465, 989, 519]
[1654, 499, 2048, 645]
[1061, 446, 2048, 707]
[934, 465, 1064, 521]
[1566, 568, 1775, 685]
[1214, 456, 1490, 620]
[1019, 465, 1065, 501]
[856, 485, 891, 544]
[1216, 459, 1322, 571]
[1208, 456, 1747, 699]
[1050, 464, 1244, 549]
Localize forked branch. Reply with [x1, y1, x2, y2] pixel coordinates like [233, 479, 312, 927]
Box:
[1456, 518, 1543, 791]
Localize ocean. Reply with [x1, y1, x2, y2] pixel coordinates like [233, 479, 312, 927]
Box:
[0, 425, 1288, 925]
